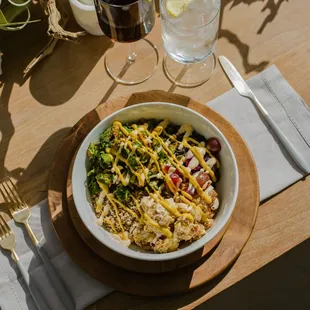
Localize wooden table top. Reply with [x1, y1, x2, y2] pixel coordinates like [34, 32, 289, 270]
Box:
[0, 0, 309, 308]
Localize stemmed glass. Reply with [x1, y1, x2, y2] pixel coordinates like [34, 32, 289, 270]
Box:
[94, 0, 159, 85]
[160, 0, 221, 87]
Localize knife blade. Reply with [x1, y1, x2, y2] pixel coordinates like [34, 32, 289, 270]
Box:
[218, 55, 309, 173]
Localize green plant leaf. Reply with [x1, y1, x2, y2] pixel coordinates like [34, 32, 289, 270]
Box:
[2, 2, 28, 23]
[0, 10, 8, 24]
[0, 19, 40, 26]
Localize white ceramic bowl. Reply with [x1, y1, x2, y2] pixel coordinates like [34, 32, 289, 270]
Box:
[72, 102, 239, 261]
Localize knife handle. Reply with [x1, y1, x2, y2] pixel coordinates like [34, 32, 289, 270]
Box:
[251, 94, 309, 173]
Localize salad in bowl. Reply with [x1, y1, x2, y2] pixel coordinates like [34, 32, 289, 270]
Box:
[87, 118, 222, 253]
[71, 102, 238, 261]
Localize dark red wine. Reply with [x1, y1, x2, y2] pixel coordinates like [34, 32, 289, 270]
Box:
[94, 0, 155, 43]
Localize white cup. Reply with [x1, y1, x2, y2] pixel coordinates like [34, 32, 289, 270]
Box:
[69, 0, 104, 36]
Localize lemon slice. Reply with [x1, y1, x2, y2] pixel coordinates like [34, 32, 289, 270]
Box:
[166, 0, 191, 17]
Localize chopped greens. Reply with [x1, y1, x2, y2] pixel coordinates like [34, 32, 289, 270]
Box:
[87, 119, 220, 210]
[114, 185, 130, 202]
[96, 173, 113, 186]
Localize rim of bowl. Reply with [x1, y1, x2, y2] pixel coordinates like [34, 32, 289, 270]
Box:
[72, 102, 239, 261]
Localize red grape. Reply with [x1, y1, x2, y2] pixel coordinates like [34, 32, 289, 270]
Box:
[206, 137, 221, 152]
[186, 183, 195, 196]
[175, 169, 182, 177]
[163, 164, 170, 173]
[170, 173, 182, 188]
[196, 172, 210, 187]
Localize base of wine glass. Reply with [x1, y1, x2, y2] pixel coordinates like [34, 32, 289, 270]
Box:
[163, 53, 216, 88]
[104, 39, 159, 86]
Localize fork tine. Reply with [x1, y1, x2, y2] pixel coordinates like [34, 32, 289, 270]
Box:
[7, 178, 25, 207]
[0, 214, 10, 236]
[0, 185, 9, 204]
[8, 207, 15, 216]
[1, 181, 17, 211]
[2, 181, 19, 209]
[0, 217, 5, 238]
[0, 182, 17, 211]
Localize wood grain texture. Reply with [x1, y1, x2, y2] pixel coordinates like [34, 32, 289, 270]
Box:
[0, 0, 310, 307]
[48, 91, 259, 295]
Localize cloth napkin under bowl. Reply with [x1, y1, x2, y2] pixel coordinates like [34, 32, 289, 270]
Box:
[0, 65, 309, 310]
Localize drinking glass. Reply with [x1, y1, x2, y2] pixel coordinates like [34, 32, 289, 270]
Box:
[160, 0, 220, 87]
[94, 0, 159, 85]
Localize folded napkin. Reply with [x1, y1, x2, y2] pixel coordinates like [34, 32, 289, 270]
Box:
[1, 65, 309, 310]
[207, 65, 310, 201]
[0, 200, 113, 310]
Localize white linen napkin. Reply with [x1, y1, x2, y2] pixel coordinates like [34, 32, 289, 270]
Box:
[0, 200, 113, 310]
[0, 65, 309, 310]
[207, 65, 310, 201]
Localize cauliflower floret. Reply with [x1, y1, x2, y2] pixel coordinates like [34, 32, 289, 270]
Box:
[152, 238, 179, 253]
[141, 196, 174, 227]
[189, 207, 202, 222]
[177, 203, 191, 213]
[132, 226, 156, 249]
[174, 220, 205, 242]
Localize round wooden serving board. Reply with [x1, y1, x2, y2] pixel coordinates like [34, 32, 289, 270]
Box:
[48, 90, 260, 296]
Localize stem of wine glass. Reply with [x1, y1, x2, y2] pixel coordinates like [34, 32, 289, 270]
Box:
[127, 43, 137, 63]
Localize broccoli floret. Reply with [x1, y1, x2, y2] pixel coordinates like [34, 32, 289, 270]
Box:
[132, 141, 142, 149]
[129, 175, 137, 185]
[87, 168, 96, 177]
[128, 154, 139, 169]
[169, 142, 177, 153]
[89, 179, 100, 195]
[101, 153, 113, 165]
[96, 173, 113, 186]
[87, 143, 98, 159]
[121, 147, 130, 158]
[114, 185, 130, 202]
[158, 150, 168, 163]
[152, 139, 160, 149]
[123, 125, 133, 133]
[138, 150, 150, 164]
[99, 127, 113, 148]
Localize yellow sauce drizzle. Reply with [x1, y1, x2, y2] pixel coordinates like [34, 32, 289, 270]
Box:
[149, 131, 213, 204]
[103, 218, 117, 233]
[182, 139, 216, 182]
[96, 120, 218, 241]
[106, 195, 126, 239]
[143, 214, 172, 238]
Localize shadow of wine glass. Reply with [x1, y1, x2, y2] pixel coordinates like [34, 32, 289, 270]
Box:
[28, 34, 112, 107]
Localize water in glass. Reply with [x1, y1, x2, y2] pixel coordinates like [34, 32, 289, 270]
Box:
[161, 0, 220, 64]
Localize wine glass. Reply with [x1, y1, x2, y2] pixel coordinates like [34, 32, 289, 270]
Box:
[160, 0, 220, 87]
[94, 0, 159, 85]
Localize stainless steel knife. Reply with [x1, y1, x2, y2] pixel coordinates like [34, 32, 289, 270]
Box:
[219, 55, 309, 173]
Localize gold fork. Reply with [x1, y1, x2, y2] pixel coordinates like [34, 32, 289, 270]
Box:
[0, 214, 49, 310]
[0, 177, 74, 310]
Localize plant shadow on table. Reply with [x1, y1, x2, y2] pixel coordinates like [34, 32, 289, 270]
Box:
[0, 127, 71, 213]
[220, 0, 288, 74]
